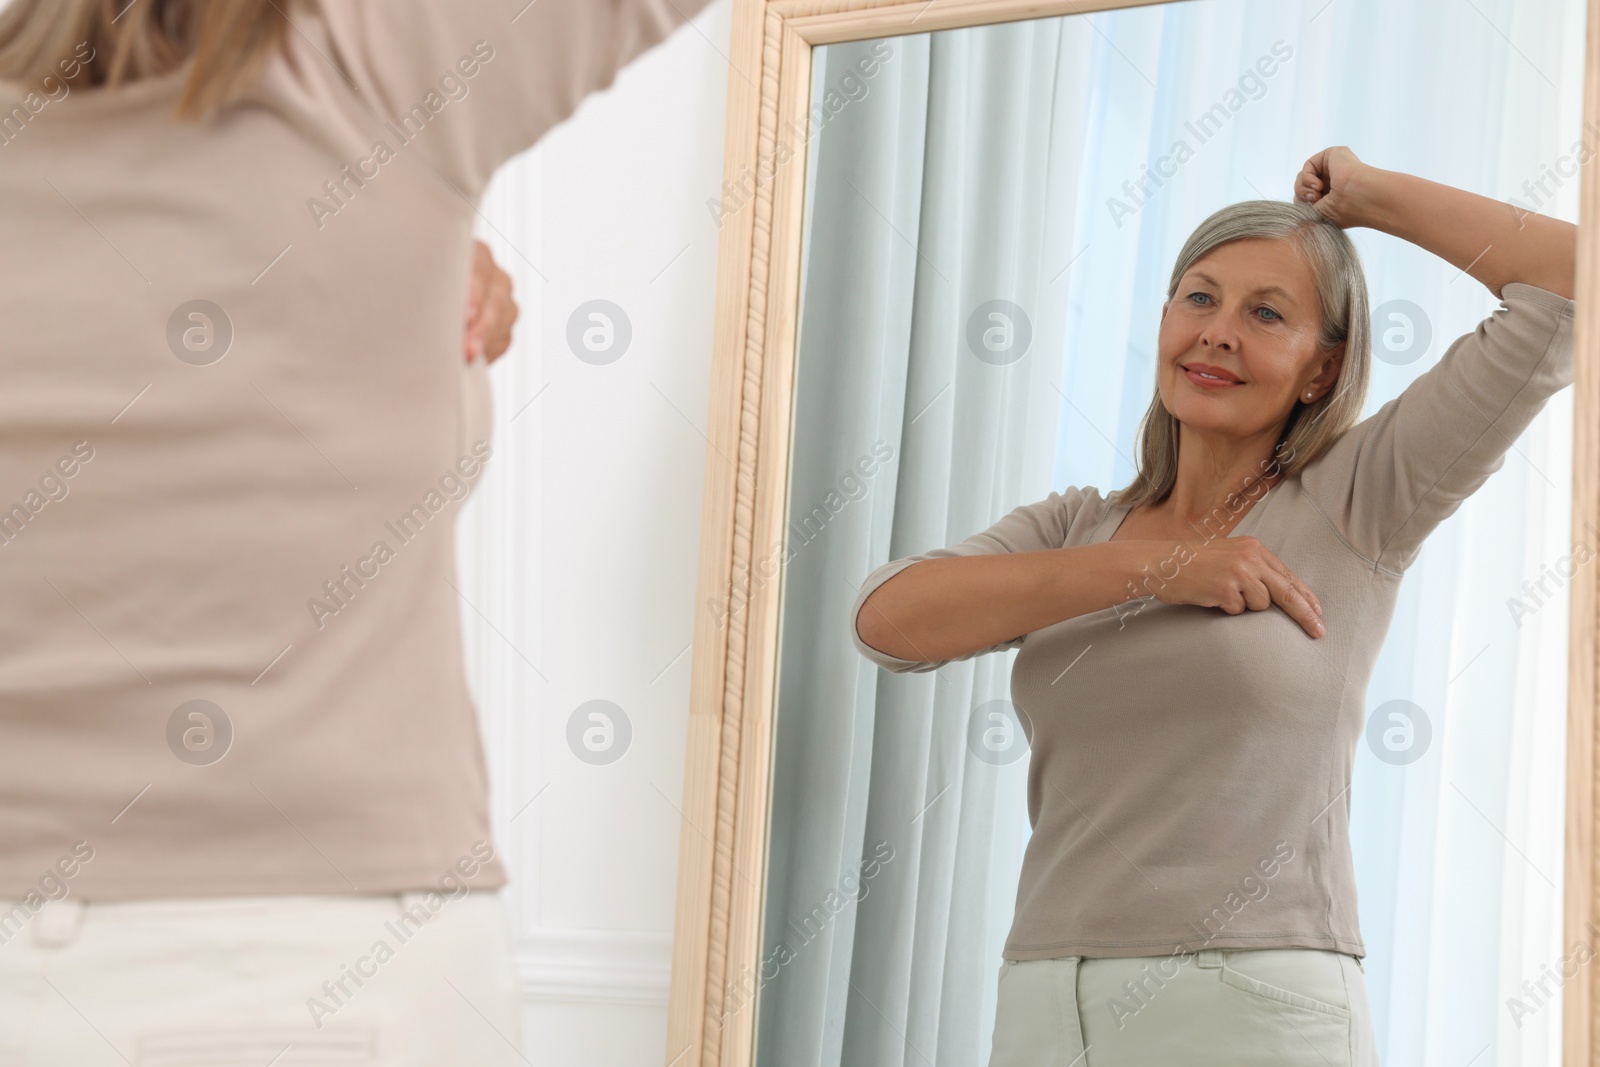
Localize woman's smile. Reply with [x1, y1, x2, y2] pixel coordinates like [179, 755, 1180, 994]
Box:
[1181, 361, 1246, 389]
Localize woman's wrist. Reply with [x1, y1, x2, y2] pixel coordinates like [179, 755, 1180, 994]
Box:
[1097, 540, 1176, 606]
[1340, 163, 1391, 232]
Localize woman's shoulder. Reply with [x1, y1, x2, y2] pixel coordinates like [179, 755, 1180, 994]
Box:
[1294, 280, 1574, 570]
[1013, 484, 1121, 547]
[1030, 483, 1115, 520]
[290, 0, 718, 201]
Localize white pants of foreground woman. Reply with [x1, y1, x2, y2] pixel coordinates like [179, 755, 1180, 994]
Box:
[0, 891, 523, 1066]
[989, 946, 1380, 1067]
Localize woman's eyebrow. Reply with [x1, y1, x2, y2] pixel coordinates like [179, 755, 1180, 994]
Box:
[1188, 271, 1300, 307]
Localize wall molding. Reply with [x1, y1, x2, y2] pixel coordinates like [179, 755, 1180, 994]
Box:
[517, 929, 674, 1006]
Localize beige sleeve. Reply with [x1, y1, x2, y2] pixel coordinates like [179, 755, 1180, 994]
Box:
[316, 0, 716, 198]
[849, 487, 1093, 674]
[1301, 281, 1576, 573]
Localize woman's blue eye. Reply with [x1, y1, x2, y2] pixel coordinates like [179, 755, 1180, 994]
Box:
[1187, 293, 1280, 321]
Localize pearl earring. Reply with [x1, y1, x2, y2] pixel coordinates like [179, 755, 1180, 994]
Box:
[1304, 391, 1314, 400]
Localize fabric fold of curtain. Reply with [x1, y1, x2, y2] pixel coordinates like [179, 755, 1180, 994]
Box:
[759, 20, 1087, 1067]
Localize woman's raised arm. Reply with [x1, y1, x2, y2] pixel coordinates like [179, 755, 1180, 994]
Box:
[1296, 147, 1578, 571]
[1298, 146, 1576, 300]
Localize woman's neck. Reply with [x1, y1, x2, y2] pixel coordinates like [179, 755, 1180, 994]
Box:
[1163, 438, 1287, 527]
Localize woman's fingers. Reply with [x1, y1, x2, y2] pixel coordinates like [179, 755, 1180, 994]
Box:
[1298, 159, 1328, 203]
[1222, 539, 1324, 637]
[1296, 146, 1366, 224]
[480, 265, 519, 364]
[1298, 147, 1352, 205]
[1250, 542, 1324, 635]
[1158, 537, 1324, 637]
[1300, 155, 1324, 184]
[1259, 562, 1324, 638]
[464, 239, 518, 364]
[1261, 549, 1321, 616]
[1237, 569, 1274, 614]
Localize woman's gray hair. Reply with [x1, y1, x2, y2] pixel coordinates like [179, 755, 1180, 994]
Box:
[1113, 198, 1371, 511]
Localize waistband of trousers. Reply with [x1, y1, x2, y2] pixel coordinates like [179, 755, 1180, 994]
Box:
[0, 892, 431, 949]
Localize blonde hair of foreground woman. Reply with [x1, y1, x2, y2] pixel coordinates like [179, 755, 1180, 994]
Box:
[1117, 198, 1374, 511]
[0, 0, 316, 119]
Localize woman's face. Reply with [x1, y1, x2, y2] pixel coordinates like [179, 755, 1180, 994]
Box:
[1157, 236, 1344, 444]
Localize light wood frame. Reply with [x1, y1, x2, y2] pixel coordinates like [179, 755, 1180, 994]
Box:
[666, 2, 1600, 1065]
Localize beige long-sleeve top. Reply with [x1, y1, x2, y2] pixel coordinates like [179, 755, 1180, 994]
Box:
[0, 0, 711, 899]
[851, 282, 1576, 960]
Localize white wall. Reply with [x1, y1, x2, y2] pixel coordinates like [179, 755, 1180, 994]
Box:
[457, 2, 732, 1063]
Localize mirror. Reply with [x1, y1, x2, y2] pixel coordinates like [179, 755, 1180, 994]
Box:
[670, 2, 1594, 1065]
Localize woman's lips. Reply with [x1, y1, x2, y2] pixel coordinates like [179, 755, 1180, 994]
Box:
[1183, 366, 1243, 389]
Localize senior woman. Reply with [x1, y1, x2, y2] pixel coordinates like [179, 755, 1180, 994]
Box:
[0, 0, 710, 1062]
[851, 146, 1576, 1066]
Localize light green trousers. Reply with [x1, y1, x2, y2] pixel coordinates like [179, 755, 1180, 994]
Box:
[988, 947, 1379, 1066]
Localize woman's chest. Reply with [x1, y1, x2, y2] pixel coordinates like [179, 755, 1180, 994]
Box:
[1015, 498, 1401, 745]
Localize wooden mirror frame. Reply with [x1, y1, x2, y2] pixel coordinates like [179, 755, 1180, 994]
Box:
[666, 2, 1600, 1064]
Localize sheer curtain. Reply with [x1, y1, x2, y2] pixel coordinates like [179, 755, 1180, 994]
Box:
[748, 1, 1583, 1065]
[759, 20, 1091, 1067]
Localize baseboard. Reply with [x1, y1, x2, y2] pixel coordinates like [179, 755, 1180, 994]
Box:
[516, 928, 674, 1006]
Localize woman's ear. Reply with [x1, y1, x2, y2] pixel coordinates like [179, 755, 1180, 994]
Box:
[1312, 341, 1346, 394]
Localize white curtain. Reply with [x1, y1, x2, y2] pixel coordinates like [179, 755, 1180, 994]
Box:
[759, 21, 1091, 1067]
[751, 0, 1584, 1065]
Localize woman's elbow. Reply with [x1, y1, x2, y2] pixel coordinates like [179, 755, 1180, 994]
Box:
[854, 591, 909, 661]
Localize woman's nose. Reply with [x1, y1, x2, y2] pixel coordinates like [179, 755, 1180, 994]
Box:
[1200, 316, 1240, 349]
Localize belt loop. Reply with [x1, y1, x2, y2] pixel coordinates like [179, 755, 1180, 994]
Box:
[30, 899, 86, 948]
[1196, 948, 1223, 969]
